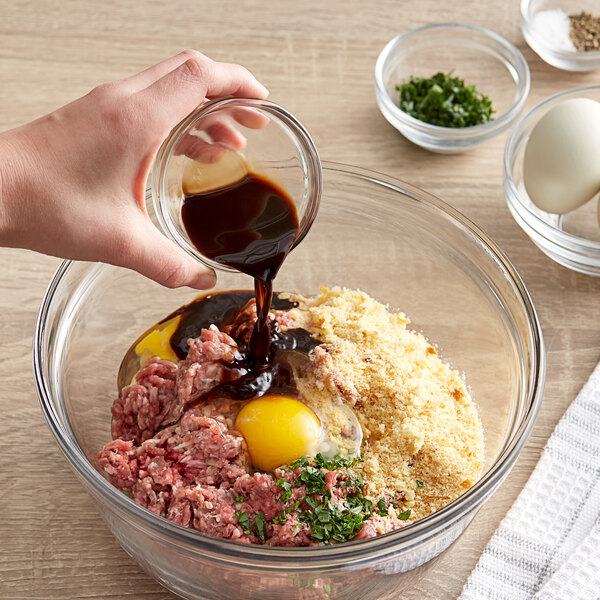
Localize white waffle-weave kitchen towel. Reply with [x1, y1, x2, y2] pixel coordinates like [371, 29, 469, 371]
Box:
[459, 362, 600, 600]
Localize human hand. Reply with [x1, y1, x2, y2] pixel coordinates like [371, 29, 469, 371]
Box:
[0, 50, 269, 289]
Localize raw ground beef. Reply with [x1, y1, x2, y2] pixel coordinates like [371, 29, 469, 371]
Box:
[100, 318, 405, 546]
[99, 409, 400, 545]
[110, 358, 177, 444]
[111, 327, 244, 444]
[170, 326, 244, 424]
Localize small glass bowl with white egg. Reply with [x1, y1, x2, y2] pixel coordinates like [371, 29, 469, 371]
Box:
[504, 86, 600, 275]
[521, 0, 600, 71]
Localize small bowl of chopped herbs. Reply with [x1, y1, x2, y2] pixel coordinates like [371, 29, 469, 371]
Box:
[375, 23, 530, 153]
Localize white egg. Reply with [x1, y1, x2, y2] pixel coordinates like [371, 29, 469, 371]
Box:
[523, 98, 600, 215]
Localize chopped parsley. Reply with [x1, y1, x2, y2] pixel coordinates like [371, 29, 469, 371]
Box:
[294, 465, 328, 496]
[272, 509, 287, 525]
[416, 479, 424, 488]
[234, 495, 245, 503]
[396, 72, 494, 128]
[299, 494, 366, 544]
[352, 472, 364, 490]
[236, 510, 269, 542]
[398, 509, 412, 521]
[346, 492, 373, 518]
[305, 496, 320, 510]
[254, 512, 266, 543]
[275, 478, 293, 503]
[288, 456, 310, 469]
[283, 454, 376, 544]
[236, 454, 395, 545]
[313, 453, 362, 471]
[236, 511, 251, 535]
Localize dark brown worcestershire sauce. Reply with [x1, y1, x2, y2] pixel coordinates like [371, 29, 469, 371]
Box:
[166, 290, 298, 360]
[181, 172, 299, 366]
[166, 290, 320, 400]
[180, 172, 313, 400]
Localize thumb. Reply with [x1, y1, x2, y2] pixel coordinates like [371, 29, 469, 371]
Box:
[124, 221, 216, 289]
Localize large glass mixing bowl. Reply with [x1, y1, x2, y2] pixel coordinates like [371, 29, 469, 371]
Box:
[34, 163, 545, 600]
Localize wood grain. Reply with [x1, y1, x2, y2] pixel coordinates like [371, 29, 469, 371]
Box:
[1, 1, 599, 599]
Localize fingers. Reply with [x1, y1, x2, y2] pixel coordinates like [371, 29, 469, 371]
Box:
[202, 114, 247, 149]
[119, 51, 195, 92]
[174, 133, 228, 164]
[122, 50, 270, 99]
[202, 59, 269, 100]
[134, 58, 210, 132]
[124, 221, 217, 290]
[174, 114, 248, 163]
[230, 107, 271, 130]
[174, 109, 269, 163]
[135, 54, 269, 127]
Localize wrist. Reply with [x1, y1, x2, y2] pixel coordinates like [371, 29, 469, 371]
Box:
[0, 131, 29, 247]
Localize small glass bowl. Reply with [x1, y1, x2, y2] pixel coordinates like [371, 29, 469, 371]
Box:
[521, 0, 600, 72]
[152, 97, 322, 273]
[374, 23, 530, 154]
[504, 86, 600, 276]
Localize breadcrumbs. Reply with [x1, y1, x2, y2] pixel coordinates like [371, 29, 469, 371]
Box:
[284, 287, 484, 526]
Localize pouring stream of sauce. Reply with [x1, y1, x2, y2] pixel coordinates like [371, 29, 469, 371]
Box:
[182, 171, 299, 366]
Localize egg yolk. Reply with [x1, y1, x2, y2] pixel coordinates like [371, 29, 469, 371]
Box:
[235, 395, 322, 472]
[135, 316, 181, 364]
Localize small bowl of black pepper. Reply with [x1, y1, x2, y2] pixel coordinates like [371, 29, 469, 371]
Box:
[522, 0, 600, 71]
[374, 23, 531, 153]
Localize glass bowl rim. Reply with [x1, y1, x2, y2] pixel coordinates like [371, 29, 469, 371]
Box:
[503, 85, 600, 253]
[34, 161, 545, 568]
[374, 22, 531, 138]
[520, 0, 600, 61]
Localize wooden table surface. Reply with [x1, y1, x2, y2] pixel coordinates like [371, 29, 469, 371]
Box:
[2, 1, 599, 599]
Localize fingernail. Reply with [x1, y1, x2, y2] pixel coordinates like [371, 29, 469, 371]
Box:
[190, 269, 217, 290]
[258, 83, 270, 99]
